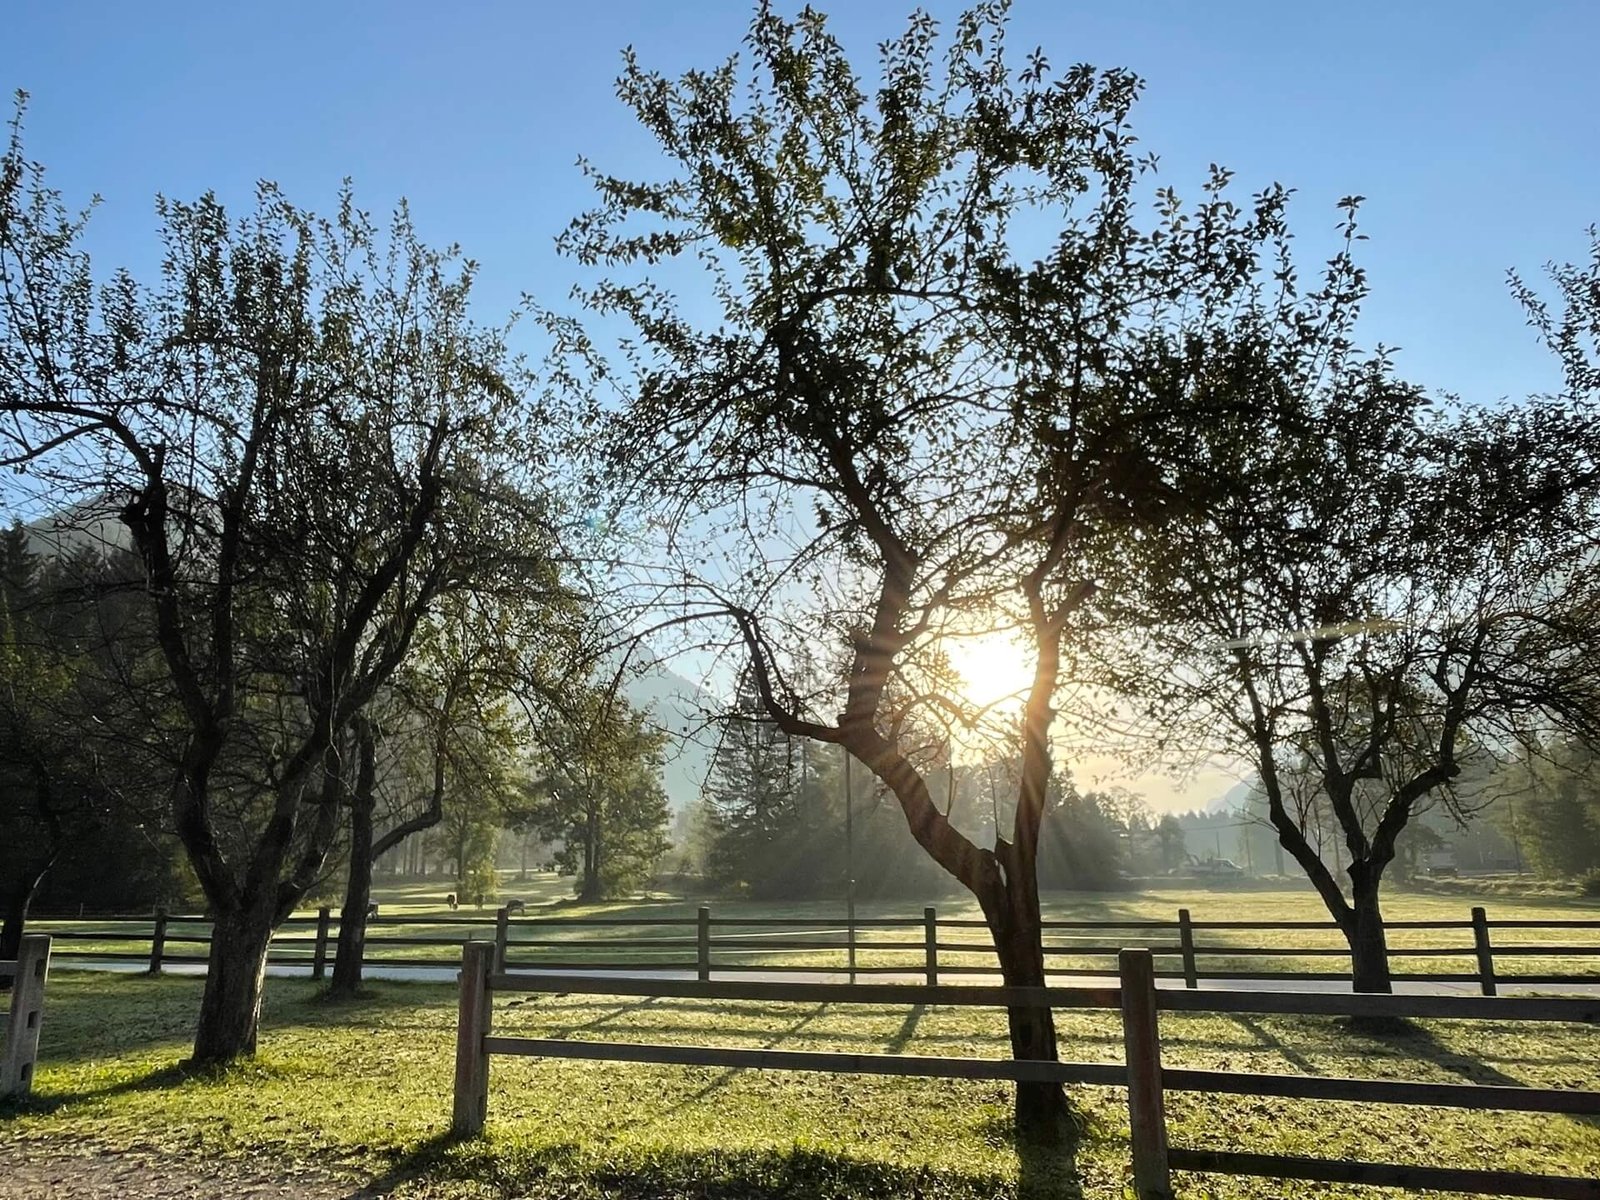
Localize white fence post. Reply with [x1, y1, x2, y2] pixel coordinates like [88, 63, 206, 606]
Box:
[2, 935, 52, 1098]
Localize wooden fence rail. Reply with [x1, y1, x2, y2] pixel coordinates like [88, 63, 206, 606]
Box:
[27, 903, 1600, 993]
[451, 941, 1600, 1199]
[1, 935, 52, 1098]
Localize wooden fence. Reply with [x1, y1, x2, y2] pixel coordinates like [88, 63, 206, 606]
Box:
[31, 904, 1600, 993]
[1, 935, 52, 1098]
[452, 941, 1600, 1200]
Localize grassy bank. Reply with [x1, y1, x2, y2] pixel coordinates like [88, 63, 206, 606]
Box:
[3, 964, 1599, 1198]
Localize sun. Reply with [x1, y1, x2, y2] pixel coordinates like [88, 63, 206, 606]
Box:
[938, 630, 1035, 713]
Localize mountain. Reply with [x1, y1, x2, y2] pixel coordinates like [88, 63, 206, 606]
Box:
[1205, 778, 1257, 815]
[622, 664, 720, 816]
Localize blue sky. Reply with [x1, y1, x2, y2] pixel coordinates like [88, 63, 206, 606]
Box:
[5, 0, 1598, 405]
[8, 1, 1597, 812]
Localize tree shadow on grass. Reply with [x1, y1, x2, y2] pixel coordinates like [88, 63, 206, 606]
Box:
[885, 1002, 925, 1053]
[1334, 1016, 1600, 1132]
[1, 1059, 229, 1118]
[968, 1112, 1085, 1200]
[345, 1134, 1073, 1200]
[1226, 1014, 1321, 1075]
[608, 1003, 836, 1123]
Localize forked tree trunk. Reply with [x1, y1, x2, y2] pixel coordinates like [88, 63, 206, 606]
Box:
[330, 716, 435, 997]
[192, 902, 276, 1063]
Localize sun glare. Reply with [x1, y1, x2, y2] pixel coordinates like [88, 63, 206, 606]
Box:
[940, 631, 1035, 713]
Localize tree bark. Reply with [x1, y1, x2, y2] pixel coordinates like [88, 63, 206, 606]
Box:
[578, 804, 603, 902]
[329, 715, 440, 996]
[191, 902, 275, 1063]
[0, 855, 54, 964]
[988, 891, 1071, 1141]
[329, 793, 375, 998]
[1345, 872, 1394, 993]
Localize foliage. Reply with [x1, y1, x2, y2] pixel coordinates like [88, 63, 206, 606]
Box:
[0, 94, 563, 1060]
[0, 527, 185, 942]
[704, 672, 844, 899]
[516, 688, 673, 901]
[554, 2, 1392, 1132]
[1129, 270, 1600, 987]
[1493, 740, 1600, 879]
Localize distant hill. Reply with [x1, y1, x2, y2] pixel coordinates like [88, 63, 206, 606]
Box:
[1205, 778, 1257, 815]
[19, 497, 130, 560]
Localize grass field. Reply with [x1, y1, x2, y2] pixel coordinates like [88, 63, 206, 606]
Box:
[31, 878, 1600, 982]
[6, 884, 1600, 1197]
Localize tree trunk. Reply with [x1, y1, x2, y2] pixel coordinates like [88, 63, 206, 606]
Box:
[329, 795, 376, 997]
[579, 804, 602, 901]
[1346, 875, 1393, 993]
[990, 910, 1071, 1141]
[0, 856, 53, 964]
[191, 903, 276, 1064]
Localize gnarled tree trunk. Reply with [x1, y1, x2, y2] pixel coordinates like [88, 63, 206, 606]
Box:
[985, 870, 1070, 1141]
[329, 793, 376, 998]
[186, 747, 345, 1063]
[192, 901, 276, 1063]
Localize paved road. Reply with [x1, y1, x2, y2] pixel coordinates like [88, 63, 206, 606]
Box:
[55, 957, 1600, 997]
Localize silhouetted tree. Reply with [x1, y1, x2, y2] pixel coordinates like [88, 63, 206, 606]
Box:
[1136, 351, 1600, 990]
[555, 2, 1383, 1136]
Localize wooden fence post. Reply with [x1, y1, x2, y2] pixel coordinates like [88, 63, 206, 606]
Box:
[494, 906, 510, 974]
[1119, 948, 1173, 1200]
[697, 906, 711, 982]
[924, 906, 938, 986]
[148, 907, 168, 975]
[312, 906, 331, 981]
[1177, 908, 1198, 989]
[1471, 906, 1497, 997]
[847, 893, 857, 984]
[452, 940, 494, 1135]
[1, 935, 52, 1098]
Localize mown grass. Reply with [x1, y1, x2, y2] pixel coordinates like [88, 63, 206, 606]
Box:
[32, 881, 1600, 984]
[4, 965, 1600, 1198]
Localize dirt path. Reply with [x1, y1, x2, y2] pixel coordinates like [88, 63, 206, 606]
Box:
[0, 1140, 379, 1199]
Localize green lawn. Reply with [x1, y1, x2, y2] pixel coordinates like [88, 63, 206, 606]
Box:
[5, 899, 1600, 1198]
[29, 880, 1600, 983]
